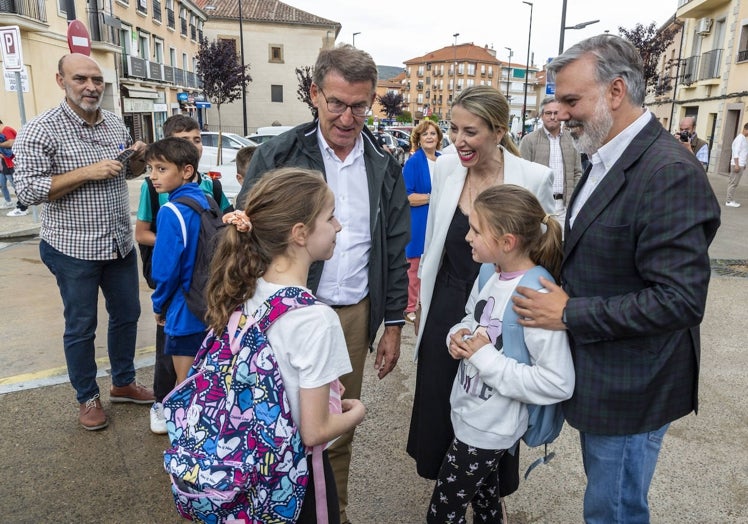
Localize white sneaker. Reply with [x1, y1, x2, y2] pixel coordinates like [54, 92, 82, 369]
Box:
[6, 208, 28, 216]
[150, 402, 168, 434]
[0, 200, 13, 209]
[725, 201, 741, 208]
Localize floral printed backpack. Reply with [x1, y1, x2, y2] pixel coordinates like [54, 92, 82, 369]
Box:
[163, 287, 318, 523]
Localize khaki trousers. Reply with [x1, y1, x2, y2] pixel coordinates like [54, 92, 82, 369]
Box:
[328, 296, 370, 523]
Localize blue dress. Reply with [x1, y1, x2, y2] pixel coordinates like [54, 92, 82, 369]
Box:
[402, 148, 439, 258]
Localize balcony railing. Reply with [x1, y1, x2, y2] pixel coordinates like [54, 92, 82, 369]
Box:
[680, 55, 700, 85]
[166, 8, 174, 29]
[180, 18, 187, 36]
[698, 48, 722, 80]
[190, 25, 196, 40]
[0, 0, 47, 22]
[738, 49, 748, 63]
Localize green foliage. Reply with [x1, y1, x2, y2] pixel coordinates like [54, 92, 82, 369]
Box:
[397, 111, 412, 124]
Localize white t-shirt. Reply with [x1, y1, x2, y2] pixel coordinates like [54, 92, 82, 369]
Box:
[243, 279, 352, 435]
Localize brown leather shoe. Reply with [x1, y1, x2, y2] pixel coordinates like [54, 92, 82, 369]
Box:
[79, 394, 109, 431]
[110, 381, 155, 404]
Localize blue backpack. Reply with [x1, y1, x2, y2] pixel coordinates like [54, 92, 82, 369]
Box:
[162, 287, 317, 523]
[477, 264, 565, 476]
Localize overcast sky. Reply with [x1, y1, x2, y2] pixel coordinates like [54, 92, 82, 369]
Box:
[285, 0, 679, 68]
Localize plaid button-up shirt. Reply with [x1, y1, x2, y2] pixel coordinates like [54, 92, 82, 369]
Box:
[14, 100, 134, 260]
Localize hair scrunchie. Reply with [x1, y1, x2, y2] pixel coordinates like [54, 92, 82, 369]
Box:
[223, 210, 252, 233]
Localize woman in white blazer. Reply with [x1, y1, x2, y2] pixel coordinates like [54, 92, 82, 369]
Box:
[407, 86, 554, 506]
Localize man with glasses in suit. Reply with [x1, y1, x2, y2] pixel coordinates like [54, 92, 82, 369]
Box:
[13, 53, 154, 432]
[236, 44, 409, 524]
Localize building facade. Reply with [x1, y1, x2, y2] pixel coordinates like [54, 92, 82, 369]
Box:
[402, 42, 539, 133]
[670, 0, 748, 173]
[0, 0, 207, 142]
[196, 0, 340, 135]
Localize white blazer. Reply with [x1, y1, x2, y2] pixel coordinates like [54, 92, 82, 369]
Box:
[414, 147, 554, 357]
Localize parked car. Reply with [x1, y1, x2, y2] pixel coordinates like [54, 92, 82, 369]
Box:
[374, 131, 405, 165]
[204, 159, 242, 204]
[245, 125, 294, 144]
[199, 132, 257, 172]
[385, 128, 412, 152]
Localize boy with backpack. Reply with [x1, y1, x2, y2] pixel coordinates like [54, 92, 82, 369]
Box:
[135, 115, 233, 434]
[146, 137, 222, 426]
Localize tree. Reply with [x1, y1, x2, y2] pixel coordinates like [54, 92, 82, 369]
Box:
[618, 21, 679, 96]
[377, 92, 404, 121]
[295, 66, 317, 119]
[196, 37, 251, 163]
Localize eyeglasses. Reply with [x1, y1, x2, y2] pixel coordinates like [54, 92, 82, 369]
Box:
[318, 87, 370, 117]
[543, 111, 559, 117]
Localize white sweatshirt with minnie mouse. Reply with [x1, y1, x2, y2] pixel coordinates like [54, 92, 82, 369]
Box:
[447, 271, 575, 450]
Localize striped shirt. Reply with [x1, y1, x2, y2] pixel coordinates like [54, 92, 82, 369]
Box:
[544, 127, 565, 196]
[14, 100, 134, 260]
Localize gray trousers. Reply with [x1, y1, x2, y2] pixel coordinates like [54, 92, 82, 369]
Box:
[727, 166, 744, 202]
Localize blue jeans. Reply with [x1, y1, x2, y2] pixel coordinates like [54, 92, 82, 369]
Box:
[0, 168, 13, 202]
[40, 240, 141, 403]
[580, 423, 670, 524]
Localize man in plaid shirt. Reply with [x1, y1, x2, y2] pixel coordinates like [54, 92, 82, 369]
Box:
[14, 53, 154, 431]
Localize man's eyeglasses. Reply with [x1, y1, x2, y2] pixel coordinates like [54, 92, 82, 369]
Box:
[318, 87, 370, 117]
[543, 111, 559, 117]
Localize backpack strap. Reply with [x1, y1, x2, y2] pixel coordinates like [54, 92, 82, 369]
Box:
[145, 177, 160, 234]
[477, 263, 497, 291]
[501, 265, 553, 365]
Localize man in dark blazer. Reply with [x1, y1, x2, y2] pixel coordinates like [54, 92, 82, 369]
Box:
[512, 35, 720, 523]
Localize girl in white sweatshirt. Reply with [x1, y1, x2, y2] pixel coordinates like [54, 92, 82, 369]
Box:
[427, 184, 575, 523]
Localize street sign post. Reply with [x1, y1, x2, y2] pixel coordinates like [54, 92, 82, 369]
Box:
[0, 26, 27, 124]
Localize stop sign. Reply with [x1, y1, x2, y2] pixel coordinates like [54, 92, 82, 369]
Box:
[67, 20, 91, 56]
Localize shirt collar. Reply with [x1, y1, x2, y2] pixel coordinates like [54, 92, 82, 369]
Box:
[596, 109, 650, 173]
[543, 125, 562, 139]
[316, 124, 364, 163]
[60, 98, 105, 127]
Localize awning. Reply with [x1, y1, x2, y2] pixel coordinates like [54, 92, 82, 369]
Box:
[122, 85, 159, 99]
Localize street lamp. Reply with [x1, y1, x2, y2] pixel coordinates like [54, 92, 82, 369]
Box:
[558, 0, 599, 54]
[352, 32, 361, 47]
[503, 47, 513, 99]
[238, 0, 247, 136]
[521, 1, 533, 137]
[449, 32, 459, 119]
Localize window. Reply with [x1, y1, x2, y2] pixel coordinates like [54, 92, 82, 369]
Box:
[137, 0, 147, 14]
[182, 52, 188, 70]
[153, 0, 162, 22]
[219, 38, 237, 53]
[138, 33, 150, 59]
[739, 23, 748, 62]
[458, 63, 464, 75]
[271, 85, 283, 103]
[269, 45, 283, 63]
[170, 47, 177, 66]
[467, 63, 476, 76]
[154, 39, 164, 62]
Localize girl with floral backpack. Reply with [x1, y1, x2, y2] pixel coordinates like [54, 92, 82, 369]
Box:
[163, 167, 365, 523]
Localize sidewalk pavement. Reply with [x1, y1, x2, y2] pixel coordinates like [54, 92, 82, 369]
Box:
[0, 173, 746, 523]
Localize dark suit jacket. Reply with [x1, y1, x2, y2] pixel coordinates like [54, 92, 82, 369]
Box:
[562, 114, 721, 435]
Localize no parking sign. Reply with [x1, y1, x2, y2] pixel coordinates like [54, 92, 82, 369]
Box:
[0, 26, 24, 72]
